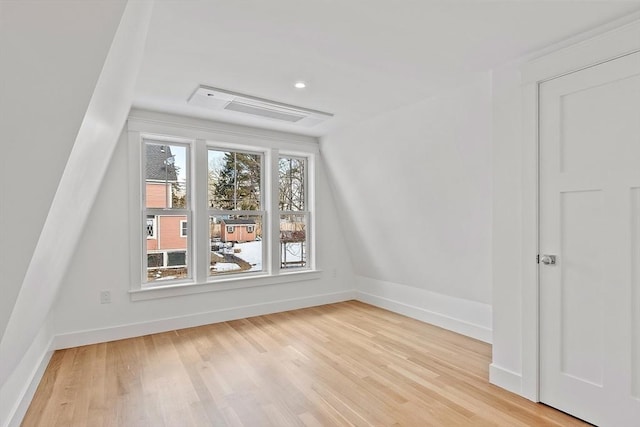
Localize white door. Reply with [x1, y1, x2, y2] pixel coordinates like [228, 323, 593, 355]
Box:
[539, 51, 640, 427]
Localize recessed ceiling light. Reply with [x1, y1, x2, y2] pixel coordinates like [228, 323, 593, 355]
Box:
[294, 81, 307, 89]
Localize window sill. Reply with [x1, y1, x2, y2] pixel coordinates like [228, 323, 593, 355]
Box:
[129, 270, 323, 301]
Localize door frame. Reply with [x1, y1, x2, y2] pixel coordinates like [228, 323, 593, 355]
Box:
[519, 18, 640, 402]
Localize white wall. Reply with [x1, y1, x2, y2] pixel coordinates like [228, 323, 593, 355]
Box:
[0, 0, 127, 352]
[489, 62, 525, 392]
[320, 73, 493, 340]
[0, 314, 54, 427]
[0, 0, 151, 426]
[52, 120, 355, 344]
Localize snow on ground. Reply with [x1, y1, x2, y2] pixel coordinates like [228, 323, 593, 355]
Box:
[281, 242, 304, 263]
[213, 262, 241, 272]
[234, 241, 262, 271]
[216, 241, 305, 272]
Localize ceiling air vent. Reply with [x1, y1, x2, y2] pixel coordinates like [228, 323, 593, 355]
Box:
[188, 85, 333, 127]
[224, 101, 304, 122]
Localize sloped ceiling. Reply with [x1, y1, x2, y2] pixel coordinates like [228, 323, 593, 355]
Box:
[133, 0, 640, 136]
[0, 0, 153, 388]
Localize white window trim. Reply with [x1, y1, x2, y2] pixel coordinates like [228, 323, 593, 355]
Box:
[208, 145, 267, 277]
[180, 220, 188, 237]
[141, 138, 192, 285]
[278, 155, 312, 272]
[127, 110, 320, 301]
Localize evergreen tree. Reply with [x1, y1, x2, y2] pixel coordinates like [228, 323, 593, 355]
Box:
[171, 180, 186, 208]
[211, 152, 261, 210]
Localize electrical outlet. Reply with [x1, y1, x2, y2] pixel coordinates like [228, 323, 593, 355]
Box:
[100, 290, 111, 304]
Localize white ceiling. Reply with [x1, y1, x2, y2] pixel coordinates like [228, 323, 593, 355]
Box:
[133, 0, 640, 137]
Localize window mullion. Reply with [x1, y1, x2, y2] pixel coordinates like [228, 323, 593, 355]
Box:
[269, 149, 280, 274]
[307, 154, 315, 270]
[145, 208, 190, 215]
[279, 210, 310, 216]
[194, 139, 208, 283]
[208, 209, 264, 216]
[131, 131, 144, 287]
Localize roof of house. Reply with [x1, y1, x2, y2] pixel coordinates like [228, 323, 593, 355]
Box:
[146, 144, 178, 181]
[221, 218, 256, 226]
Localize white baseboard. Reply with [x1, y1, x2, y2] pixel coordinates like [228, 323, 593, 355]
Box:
[54, 290, 356, 350]
[6, 284, 494, 427]
[489, 363, 523, 396]
[3, 290, 354, 427]
[1, 324, 54, 427]
[355, 276, 492, 343]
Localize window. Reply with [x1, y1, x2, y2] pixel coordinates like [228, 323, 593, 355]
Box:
[279, 157, 308, 269]
[209, 149, 264, 277]
[143, 141, 190, 283]
[133, 118, 316, 293]
[147, 253, 163, 268]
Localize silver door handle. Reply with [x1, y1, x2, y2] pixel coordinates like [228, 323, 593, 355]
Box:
[540, 255, 557, 265]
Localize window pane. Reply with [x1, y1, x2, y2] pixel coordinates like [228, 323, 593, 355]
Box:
[279, 157, 305, 211]
[210, 215, 263, 276]
[147, 253, 163, 268]
[167, 251, 186, 266]
[208, 150, 261, 210]
[146, 214, 189, 282]
[280, 214, 307, 269]
[145, 142, 188, 209]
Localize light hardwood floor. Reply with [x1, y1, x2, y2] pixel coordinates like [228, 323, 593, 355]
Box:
[22, 301, 589, 426]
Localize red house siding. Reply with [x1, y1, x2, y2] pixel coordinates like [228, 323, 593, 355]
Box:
[146, 183, 186, 252]
[147, 236, 158, 251]
[146, 182, 168, 208]
[221, 223, 256, 243]
[160, 216, 187, 249]
[147, 215, 187, 251]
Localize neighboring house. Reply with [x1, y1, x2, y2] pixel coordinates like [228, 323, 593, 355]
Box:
[220, 218, 257, 243]
[145, 145, 187, 268]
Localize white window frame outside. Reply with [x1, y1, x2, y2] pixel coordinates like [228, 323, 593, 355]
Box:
[166, 250, 188, 267]
[146, 215, 156, 239]
[127, 112, 320, 301]
[180, 220, 188, 237]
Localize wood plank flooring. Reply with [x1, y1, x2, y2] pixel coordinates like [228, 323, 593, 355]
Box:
[22, 301, 588, 426]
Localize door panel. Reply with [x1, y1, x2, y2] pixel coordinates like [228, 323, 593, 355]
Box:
[560, 74, 640, 174]
[560, 190, 604, 386]
[539, 51, 640, 427]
